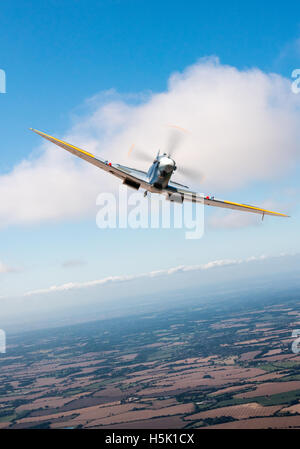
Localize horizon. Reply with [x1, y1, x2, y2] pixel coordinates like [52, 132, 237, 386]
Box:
[0, 0, 300, 336]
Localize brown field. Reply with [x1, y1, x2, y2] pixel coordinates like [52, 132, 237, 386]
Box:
[262, 349, 282, 357]
[85, 403, 195, 427]
[16, 392, 91, 412]
[119, 354, 138, 362]
[209, 383, 253, 396]
[239, 351, 261, 361]
[185, 402, 282, 420]
[207, 415, 300, 429]
[34, 377, 65, 387]
[280, 402, 300, 414]
[246, 372, 286, 382]
[83, 416, 184, 429]
[140, 366, 265, 393]
[234, 337, 273, 345]
[235, 381, 300, 398]
[16, 401, 149, 425]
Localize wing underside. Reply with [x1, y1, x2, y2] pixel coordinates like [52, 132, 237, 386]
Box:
[166, 186, 289, 218]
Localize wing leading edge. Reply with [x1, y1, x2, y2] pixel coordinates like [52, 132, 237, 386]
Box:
[30, 128, 150, 189]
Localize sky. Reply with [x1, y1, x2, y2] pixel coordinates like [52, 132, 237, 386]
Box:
[0, 0, 300, 326]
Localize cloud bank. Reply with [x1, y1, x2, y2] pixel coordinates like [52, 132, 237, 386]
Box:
[23, 253, 270, 297]
[1, 57, 299, 228]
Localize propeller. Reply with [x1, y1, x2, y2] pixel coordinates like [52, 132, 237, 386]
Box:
[128, 127, 204, 183]
[176, 165, 205, 184]
[129, 129, 185, 162]
[166, 128, 185, 158]
[128, 144, 153, 163]
[165, 128, 204, 182]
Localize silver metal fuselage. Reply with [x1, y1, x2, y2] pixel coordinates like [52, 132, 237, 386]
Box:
[146, 153, 176, 193]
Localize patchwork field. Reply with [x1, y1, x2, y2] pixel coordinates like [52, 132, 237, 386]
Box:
[1, 288, 300, 428]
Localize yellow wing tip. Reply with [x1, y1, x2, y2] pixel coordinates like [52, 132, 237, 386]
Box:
[261, 210, 290, 218]
[223, 199, 289, 218]
[30, 128, 96, 159]
[265, 210, 290, 217]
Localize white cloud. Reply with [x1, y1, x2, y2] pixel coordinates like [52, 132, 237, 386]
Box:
[0, 57, 299, 228]
[23, 253, 272, 297]
[0, 260, 17, 273]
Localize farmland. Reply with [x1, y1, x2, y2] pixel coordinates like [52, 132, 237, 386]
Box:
[1, 287, 300, 428]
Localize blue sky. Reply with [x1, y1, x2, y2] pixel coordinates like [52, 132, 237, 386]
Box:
[0, 0, 300, 306]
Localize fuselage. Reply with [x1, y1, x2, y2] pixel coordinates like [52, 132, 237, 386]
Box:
[147, 153, 176, 191]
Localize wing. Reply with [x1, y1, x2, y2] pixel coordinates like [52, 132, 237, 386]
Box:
[30, 128, 150, 189]
[165, 185, 289, 218]
[168, 179, 190, 189]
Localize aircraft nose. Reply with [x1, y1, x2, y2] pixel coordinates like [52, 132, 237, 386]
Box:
[158, 157, 175, 175]
[164, 164, 174, 173]
[159, 159, 174, 173]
